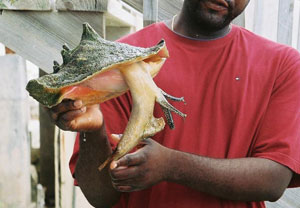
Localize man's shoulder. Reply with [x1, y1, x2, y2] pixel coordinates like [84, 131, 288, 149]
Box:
[236, 25, 300, 60]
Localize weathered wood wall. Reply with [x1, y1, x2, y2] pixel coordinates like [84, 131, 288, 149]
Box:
[143, 0, 158, 26]
[0, 11, 105, 73]
[0, 55, 30, 208]
[123, 0, 182, 20]
[0, 0, 51, 10]
[56, 0, 107, 11]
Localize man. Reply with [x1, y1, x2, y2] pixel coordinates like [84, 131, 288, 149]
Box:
[49, 0, 300, 207]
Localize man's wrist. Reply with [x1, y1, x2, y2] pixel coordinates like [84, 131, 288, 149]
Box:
[79, 124, 106, 143]
[162, 147, 178, 182]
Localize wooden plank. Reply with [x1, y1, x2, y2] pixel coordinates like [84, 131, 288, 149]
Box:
[0, 55, 30, 208]
[277, 0, 294, 45]
[54, 127, 61, 208]
[0, 0, 51, 10]
[0, 10, 105, 73]
[56, 0, 107, 12]
[157, 0, 182, 20]
[143, 0, 158, 26]
[122, 0, 142, 12]
[122, 0, 182, 20]
[59, 131, 77, 208]
[39, 70, 55, 207]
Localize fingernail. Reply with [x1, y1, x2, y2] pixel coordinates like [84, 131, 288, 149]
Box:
[111, 134, 122, 138]
[74, 100, 82, 108]
[110, 161, 118, 170]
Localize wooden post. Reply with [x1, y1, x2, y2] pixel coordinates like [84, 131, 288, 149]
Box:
[39, 69, 56, 208]
[0, 55, 30, 208]
[143, 0, 158, 26]
[277, 0, 294, 45]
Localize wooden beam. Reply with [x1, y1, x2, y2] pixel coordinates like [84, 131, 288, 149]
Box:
[122, 0, 182, 20]
[277, 0, 294, 45]
[39, 70, 56, 206]
[0, 55, 30, 208]
[122, 0, 142, 12]
[0, 0, 51, 10]
[0, 10, 105, 73]
[157, 0, 182, 20]
[56, 0, 108, 12]
[143, 0, 158, 26]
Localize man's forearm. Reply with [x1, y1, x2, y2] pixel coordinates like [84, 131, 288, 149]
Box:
[75, 124, 120, 208]
[166, 149, 292, 202]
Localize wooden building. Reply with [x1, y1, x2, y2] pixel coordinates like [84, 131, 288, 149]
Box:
[0, 0, 299, 207]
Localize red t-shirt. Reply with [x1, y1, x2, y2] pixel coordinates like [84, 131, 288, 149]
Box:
[69, 22, 300, 208]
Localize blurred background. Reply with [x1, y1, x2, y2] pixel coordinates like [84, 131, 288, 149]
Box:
[0, 0, 299, 207]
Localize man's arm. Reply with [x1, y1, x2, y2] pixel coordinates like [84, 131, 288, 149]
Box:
[75, 126, 121, 208]
[48, 100, 121, 207]
[110, 139, 293, 202]
[167, 149, 292, 202]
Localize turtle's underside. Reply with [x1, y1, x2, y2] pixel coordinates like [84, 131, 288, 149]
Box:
[26, 23, 186, 171]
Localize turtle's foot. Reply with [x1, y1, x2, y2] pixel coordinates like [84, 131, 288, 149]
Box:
[156, 89, 186, 129]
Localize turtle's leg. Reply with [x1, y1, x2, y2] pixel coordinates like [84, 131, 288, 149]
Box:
[161, 107, 175, 129]
[161, 89, 186, 103]
[156, 90, 186, 129]
[156, 93, 186, 118]
[159, 89, 186, 129]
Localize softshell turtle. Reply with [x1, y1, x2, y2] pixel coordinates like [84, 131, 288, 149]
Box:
[26, 23, 186, 171]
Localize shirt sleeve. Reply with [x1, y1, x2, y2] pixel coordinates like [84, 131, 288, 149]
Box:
[251, 48, 300, 187]
[69, 92, 132, 184]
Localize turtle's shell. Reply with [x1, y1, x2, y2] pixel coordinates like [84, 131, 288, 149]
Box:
[26, 23, 168, 107]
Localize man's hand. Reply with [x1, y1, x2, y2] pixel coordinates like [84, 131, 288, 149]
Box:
[109, 135, 292, 202]
[109, 138, 171, 192]
[47, 99, 103, 132]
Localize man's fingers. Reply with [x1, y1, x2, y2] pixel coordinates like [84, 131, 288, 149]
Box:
[110, 166, 139, 181]
[60, 107, 86, 121]
[114, 185, 133, 192]
[116, 150, 146, 167]
[51, 100, 82, 114]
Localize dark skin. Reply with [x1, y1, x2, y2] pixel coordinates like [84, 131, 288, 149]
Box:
[48, 0, 293, 207]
